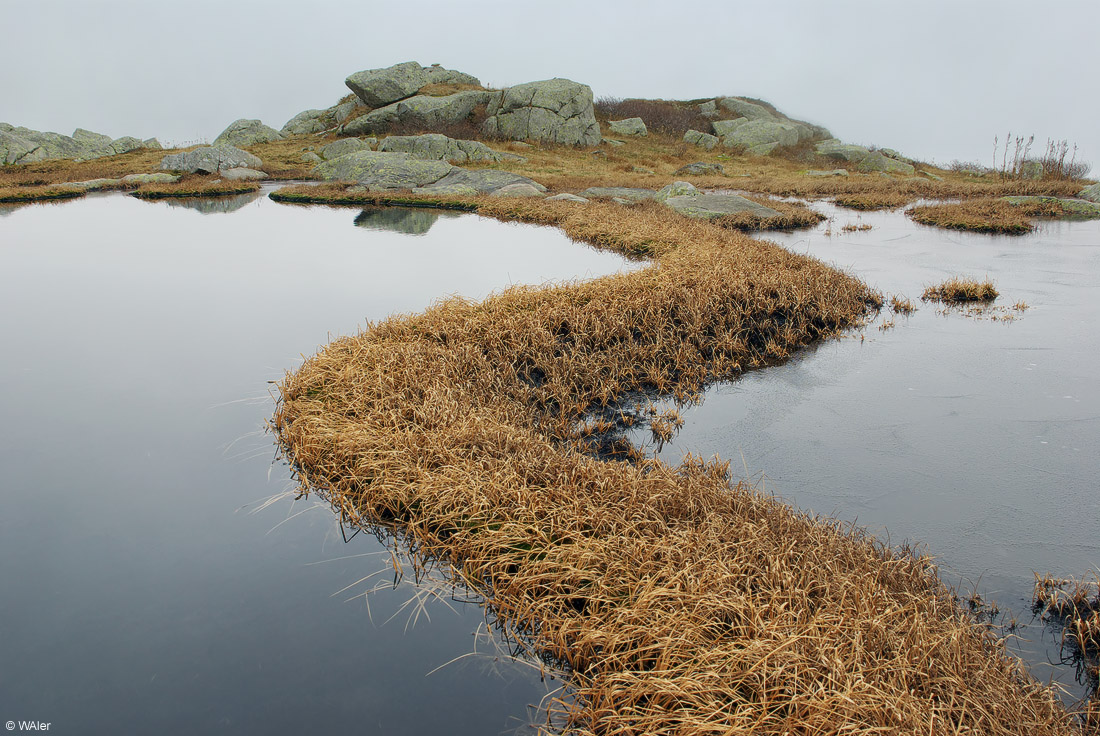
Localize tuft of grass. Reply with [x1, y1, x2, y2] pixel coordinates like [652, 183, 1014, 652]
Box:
[271, 194, 1076, 735]
[129, 177, 260, 199]
[0, 184, 84, 203]
[835, 192, 913, 211]
[906, 197, 1064, 234]
[921, 277, 999, 303]
[889, 295, 916, 314]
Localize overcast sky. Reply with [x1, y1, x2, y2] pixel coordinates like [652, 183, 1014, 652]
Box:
[3, 0, 1097, 172]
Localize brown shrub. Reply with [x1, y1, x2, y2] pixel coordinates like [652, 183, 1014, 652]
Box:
[595, 97, 713, 137]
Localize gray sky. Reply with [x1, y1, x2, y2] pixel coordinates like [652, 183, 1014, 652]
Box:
[3, 0, 1097, 172]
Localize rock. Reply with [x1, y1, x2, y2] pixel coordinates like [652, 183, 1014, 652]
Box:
[157, 190, 263, 215]
[1079, 183, 1100, 203]
[711, 119, 748, 137]
[805, 169, 849, 177]
[414, 168, 546, 195]
[683, 129, 718, 150]
[482, 78, 601, 146]
[422, 63, 480, 87]
[578, 187, 657, 202]
[656, 181, 699, 201]
[747, 142, 780, 156]
[699, 100, 718, 117]
[301, 152, 323, 164]
[856, 151, 916, 176]
[1003, 195, 1100, 218]
[378, 133, 503, 163]
[603, 139, 625, 147]
[717, 97, 776, 120]
[160, 145, 262, 174]
[281, 109, 328, 136]
[65, 178, 123, 191]
[631, 166, 654, 174]
[922, 171, 944, 182]
[121, 173, 180, 185]
[313, 150, 455, 189]
[1, 130, 39, 164]
[321, 137, 373, 160]
[608, 117, 647, 137]
[213, 119, 284, 147]
[221, 167, 268, 181]
[72, 128, 112, 149]
[664, 193, 780, 219]
[106, 136, 145, 156]
[722, 119, 803, 150]
[611, 198, 632, 205]
[815, 140, 871, 163]
[142, 138, 163, 150]
[880, 148, 913, 164]
[546, 193, 589, 203]
[674, 162, 725, 176]
[346, 61, 428, 107]
[0, 125, 156, 164]
[391, 90, 493, 128]
[489, 182, 545, 198]
[1019, 161, 1043, 180]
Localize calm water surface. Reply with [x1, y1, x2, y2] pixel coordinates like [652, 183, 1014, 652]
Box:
[628, 203, 1100, 700]
[0, 191, 639, 734]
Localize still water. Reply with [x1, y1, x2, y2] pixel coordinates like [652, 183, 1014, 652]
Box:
[628, 203, 1100, 701]
[0, 191, 639, 734]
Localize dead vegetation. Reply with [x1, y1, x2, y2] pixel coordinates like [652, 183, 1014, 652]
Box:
[128, 177, 260, 199]
[922, 277, 999, 303]
[271, 197, 1080, 734]
[1034, 574, 1099, 719]
[907, 197, 1064, 234]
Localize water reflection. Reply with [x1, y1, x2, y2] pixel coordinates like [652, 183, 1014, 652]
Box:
[137, 190, 265, 214]
[0, 192, 637, 734]
[353, 206, 461, 235]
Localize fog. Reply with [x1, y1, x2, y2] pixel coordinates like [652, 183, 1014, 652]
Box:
[3, 0, 1097, 172]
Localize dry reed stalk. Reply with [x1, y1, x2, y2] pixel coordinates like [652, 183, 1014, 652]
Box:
[921, 278, 999, 303]
[272, 199, 1079, 734]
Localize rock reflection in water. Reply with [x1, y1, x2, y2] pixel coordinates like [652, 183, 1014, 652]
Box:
[353, 206, 461, 236]
[154, 190, 264, 215]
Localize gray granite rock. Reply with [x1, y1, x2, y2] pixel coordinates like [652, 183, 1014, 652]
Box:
[414, 168, 546, 195]
[65, 178, 123, 191]
[546, 193, 589, 203]
[213, 119, 284, 147]
[301, 151, 323, 164]
[121, 173, 180, 185]
[711, 119, 748, 137]
[482, 78, 601, 146]
[722, 119, 803, 150]
[717, 97, 776, 120]
[608, 117, 647, 137]
[313, 150, 454, 189]
[321, 137, 373, 160]
[1079, 183, 1100, 203]
[699, 100, 718, 117]
[1003, 195, 1100, 217]
[815, 140, 871, 163]
[805, 169, 849, 177]
[221, 167, 268, 181]
[160, 145, 262, 174]
[72, 128, 113, 149]
[421, 63, 480, 87]
[683, 129, 718, 150]
[378, 133, 503, 163]
[674, 162, 725, 176]
[664, 193, 780, 219]
[142, 138, 163, 150]
[656, 181, 699, 201]
[346, 61, 428, 107]
[281, 109, 329, 136]
[489, 182, 545, 198]
[856, 151, 916, 176]
[578, 187, 657, 202]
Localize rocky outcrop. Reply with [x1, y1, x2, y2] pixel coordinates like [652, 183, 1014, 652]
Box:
[312, 150, 544, 196]
[684, 97, 830, 157]
[656, 181, 699, 200]
[683, 130, 718, 150]
[723, 119, 810, 154]
[608, 117, 647, 137]
[213, 119, 284, 147]
[815, 140, 871, 163]
[160, 145, 262, 174]
[221, 167, 268, 181]
[0, 125, 160, 165]
[1080, 183, 1100, 203]
[675, 162, 725, 176]
[377, 133, 509, 164]
[321, 137, 374, 160]
[340, 90, 492, 136]
[482, 78, 601, 146]
[281, 99, 364, 136]
[717, 97, 776, 120]
[345, 61, 480, 108]
[856, 151, 916, 176]
[121, 173, 180, 185]
[664, 193, 781, 219]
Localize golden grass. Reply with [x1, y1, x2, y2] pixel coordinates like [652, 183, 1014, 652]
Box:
[907, 197, 1064, 234]
[0, 184, 84, 203]
[418, 82, 487, 96]
[0, 147, 171, 189]
[835, 192, 913, 211]
[272, 197, 1080, 734]
[889, 295, 916, 314]
[921, 277, 999, 303]
[1033, 574, 1099, 720]
[129, 177, 260, 199]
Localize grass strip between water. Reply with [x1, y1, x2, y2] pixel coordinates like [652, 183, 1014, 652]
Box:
[271, 197, 1082, 734]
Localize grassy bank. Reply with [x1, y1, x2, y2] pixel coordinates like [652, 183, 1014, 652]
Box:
[907, 197, 1068, 234]
[129, 179, 261, 199]
[272, 199, 1080, 734]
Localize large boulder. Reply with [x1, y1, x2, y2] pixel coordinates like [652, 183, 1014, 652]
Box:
[345, 61, 479, 109]
[213, 119, 284, 147]
[1, 129, 39, 164]
[722, 119, 805, 151]
[0, 125, 157, 164]
[281, 109, 329, 136]
[856, 151, 916, 176]
[683, 130, 718, 150]
[1079, 183, 1100, 203]
[656, 181, 699, 201]
[482, 78, 601, 146]
[72, 128, 113, 150]
[815, 139, 871, 163]
[394, 91, 492, 127]
[716, 97, 776, 120]
[412, 168, 546, 196]
[608, 117, 647, 137]
[664, 193, 781, 219]
[711, 119, 749, 137]
[675, 161, 725, 176]
[378, 133, 504, 164]
[160, 145, 262, 174]
[422, 63, 480, 87]
[313, 150, 456, 189]
[320, 137, 374, 160]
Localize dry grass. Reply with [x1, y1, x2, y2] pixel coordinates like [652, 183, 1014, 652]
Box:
[834, 192, 913, 211]
[1034, 574, 1099, 719]
[907, 197, 1064, 234]
[272, 197, 1079, 734]
[128, 177, 261, 199]
[0, 184, 84, 203]
[921, 277, 999, 303]
[715, 195, 826, 231]
[889, 296, 916, 314]
[418, 82, 487, 96]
